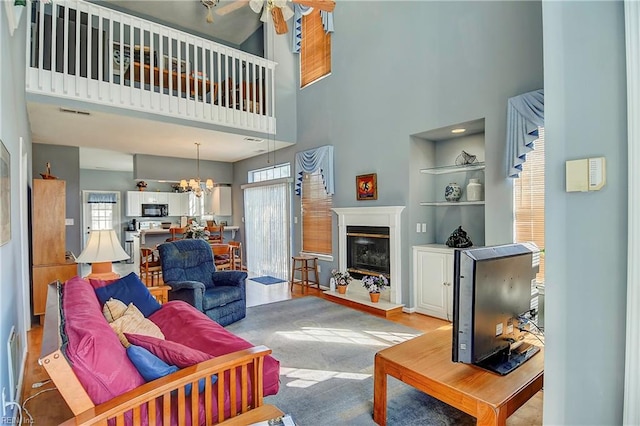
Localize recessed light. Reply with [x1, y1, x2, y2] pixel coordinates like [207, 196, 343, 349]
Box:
[451, 128, 466, 134]
[244, 137, 264, 143]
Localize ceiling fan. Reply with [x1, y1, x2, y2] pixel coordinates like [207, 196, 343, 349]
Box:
[215, 0, 335, 34]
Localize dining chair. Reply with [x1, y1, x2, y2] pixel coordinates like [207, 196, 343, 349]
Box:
[228, 241, 246, 271]
[140, 247, 163, 286]
[211, 243, 232, 270]
[166, 227, 186, 242]
[207, 225, 224, 244]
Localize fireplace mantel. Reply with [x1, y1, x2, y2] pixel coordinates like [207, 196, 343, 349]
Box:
[332, 206, 405, 304]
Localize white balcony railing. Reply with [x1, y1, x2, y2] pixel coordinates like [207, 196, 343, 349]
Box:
[25, 0, 277, 134]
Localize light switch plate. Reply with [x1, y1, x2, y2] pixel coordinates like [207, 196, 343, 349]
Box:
[65, 218, 74, 226]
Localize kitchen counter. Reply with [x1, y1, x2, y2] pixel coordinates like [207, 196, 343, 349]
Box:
[140, 226, 240, 245]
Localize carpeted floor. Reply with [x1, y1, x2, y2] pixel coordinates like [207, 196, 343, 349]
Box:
[226, 297, 474, 425]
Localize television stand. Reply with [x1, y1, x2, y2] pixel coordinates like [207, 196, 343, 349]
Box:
[476, 342, 541, 376]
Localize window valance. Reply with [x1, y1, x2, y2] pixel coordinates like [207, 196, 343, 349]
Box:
[292, 4, 334, 53]
[506, 89, 544, 178]
[87, 192, 117, 204]
[295, 145, 334, 196]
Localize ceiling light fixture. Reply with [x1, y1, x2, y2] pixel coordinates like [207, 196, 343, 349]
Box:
[201, 0, 219, 23]
[180, 142, 214, 197]
[451, 128, 466, 134]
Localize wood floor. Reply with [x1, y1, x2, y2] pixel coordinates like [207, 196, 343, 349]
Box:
[20, 285, 542, 425]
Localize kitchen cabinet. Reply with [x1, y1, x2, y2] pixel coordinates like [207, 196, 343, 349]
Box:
[126, 191, 143, 216]
[212, 186, 232, 216]
[167, 193, 183, 216]
[141, 192, 168, 204]
[413, 245, 455, 321]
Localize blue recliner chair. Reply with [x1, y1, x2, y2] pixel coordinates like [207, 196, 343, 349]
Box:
[158, 239, 247, 326]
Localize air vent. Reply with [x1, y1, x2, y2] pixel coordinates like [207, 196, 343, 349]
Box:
[59, 108, 91, 116]
[243, 137, 264, 143]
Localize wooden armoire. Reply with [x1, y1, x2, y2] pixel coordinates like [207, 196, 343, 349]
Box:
[31, 179, 77, 321]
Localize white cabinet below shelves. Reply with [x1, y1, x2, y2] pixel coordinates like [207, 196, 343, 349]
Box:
[413, 245, 455, 321]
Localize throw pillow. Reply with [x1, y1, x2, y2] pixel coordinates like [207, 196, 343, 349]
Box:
[124, 333, 214, 368]
[126, 345, 217, 395]
[126, 344, 178, 382]
[95, 272, 162, 317]
[102, 298, 128, 323]
[110, 303, 165, 347]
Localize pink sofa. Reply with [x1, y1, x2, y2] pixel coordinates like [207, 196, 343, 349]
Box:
[44, 276, 280, 424]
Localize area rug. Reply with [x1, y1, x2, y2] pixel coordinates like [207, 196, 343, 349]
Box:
[226, 297, 473, 425]
[251, 276, 287, 285]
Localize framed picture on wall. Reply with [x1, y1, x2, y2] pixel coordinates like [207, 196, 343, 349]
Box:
[0, 139, 11, 246]
[356, 173, 377, 201]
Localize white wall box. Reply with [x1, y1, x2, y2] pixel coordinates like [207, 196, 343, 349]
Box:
[413, 244, 455, 321]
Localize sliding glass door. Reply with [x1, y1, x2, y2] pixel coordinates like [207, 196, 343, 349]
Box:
[242, 179, 291, 279]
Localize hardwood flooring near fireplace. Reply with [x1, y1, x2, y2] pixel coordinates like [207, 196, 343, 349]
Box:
[19, 286, 542, 425]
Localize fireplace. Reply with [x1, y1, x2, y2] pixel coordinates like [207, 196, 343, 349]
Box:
[346, 226, 391, 280]
[333, 206, 405, 305]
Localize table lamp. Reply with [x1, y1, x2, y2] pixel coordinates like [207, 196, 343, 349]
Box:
[75, 229, 130, 280]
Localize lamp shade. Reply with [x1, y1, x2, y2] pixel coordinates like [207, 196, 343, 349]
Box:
[76, 229, 129, 263]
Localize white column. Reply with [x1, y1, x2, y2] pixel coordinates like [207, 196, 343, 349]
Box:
[624, 1, 640, 423]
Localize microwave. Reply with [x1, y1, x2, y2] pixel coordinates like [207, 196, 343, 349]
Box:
[141, 204, 168, 217]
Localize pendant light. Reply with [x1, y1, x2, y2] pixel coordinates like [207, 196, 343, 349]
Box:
[179, 142, 214, 197]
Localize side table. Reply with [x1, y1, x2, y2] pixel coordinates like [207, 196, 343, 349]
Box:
[147, 285, 171, 304]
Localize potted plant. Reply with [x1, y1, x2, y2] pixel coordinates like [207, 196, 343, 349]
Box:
[184, 221, 210, 240]
[136, 180, 148, 191]
[331, 269, 352, 294]
[362, 274, 390, 303]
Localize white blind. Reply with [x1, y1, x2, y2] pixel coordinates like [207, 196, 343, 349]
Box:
[243, 182, 291, 279]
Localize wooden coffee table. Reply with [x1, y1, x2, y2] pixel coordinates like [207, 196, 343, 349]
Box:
[373, 327, 543, 426]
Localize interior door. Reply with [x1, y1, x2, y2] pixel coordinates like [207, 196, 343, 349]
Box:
[242, 180, 291, 279]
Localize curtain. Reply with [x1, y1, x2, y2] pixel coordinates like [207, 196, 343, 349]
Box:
[295, 145, 334, 195]
[506, 89, 544, 178]
[292, 4, 334, 53]
[87, 192, 117, 203]
[242, 181, 291, 279]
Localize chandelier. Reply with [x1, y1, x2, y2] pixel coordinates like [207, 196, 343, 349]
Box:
[180, 142, 213, 197]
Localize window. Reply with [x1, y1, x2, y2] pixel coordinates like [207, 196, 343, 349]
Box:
[300, 8, 331, 88]
[90, 203, 114, 230]
[248, 163, 291, 183]
[301, 171, 332, 255]
[514, 127, 545, 282]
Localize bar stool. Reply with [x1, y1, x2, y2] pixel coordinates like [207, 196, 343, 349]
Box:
[290, 255, 319, 294]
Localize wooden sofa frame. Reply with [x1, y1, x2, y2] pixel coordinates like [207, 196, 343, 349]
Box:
[39, 282, 282, 425]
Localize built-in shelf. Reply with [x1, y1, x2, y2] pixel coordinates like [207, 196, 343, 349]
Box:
[419, 201, 485, 206]
[420, 162, 486, 175]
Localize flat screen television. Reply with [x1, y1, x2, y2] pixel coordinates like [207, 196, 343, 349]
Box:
[452, 242, 541, 375]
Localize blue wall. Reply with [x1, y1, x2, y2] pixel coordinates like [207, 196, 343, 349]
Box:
[233, 1, 544, 302]
[542, 1, 627, 424]
[0, 3, 32, 420]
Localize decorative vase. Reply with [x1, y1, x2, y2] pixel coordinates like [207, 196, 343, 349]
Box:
[337, 285, 347, 294]
[466, 179, 483, 201]
[369, 292, 381, 303]
[445, 183, 462, 202]
[138, 187, 145, 191]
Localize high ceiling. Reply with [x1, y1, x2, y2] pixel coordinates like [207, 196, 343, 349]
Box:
[28, 0, 285, 170]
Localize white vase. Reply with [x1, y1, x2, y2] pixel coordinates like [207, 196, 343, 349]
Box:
[445, 183, 462, 202]
[467, 179, 483, 201]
